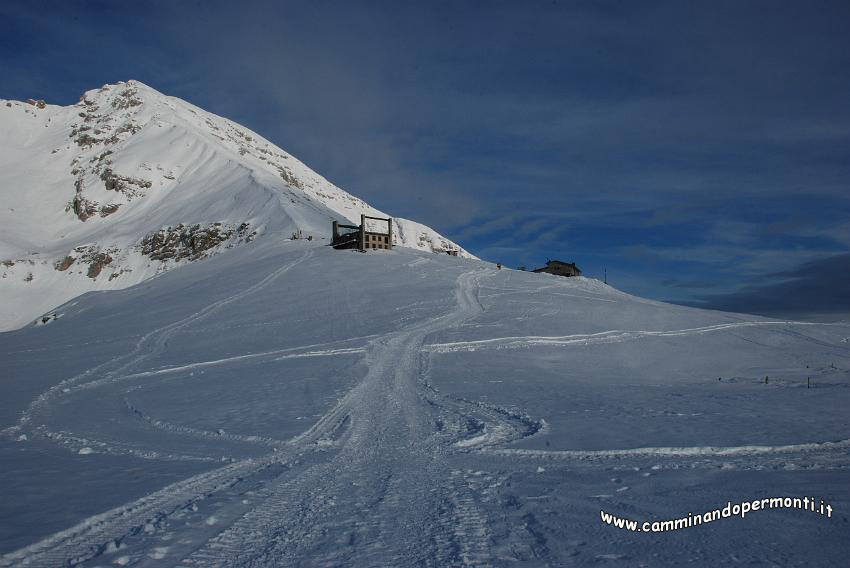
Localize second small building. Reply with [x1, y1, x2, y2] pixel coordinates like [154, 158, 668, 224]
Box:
[533, 260, 581, 277]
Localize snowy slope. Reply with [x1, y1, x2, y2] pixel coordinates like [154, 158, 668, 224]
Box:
[0, 81, 471, 331]
[0, 240, 848, 566]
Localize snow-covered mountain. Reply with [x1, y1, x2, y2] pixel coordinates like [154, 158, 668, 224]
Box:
[0, 80, 471, 331]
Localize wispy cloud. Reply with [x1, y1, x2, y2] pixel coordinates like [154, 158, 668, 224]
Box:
[682, 253, 850, 320]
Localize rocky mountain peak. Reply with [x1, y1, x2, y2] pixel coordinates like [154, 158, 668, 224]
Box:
[0, 80, 472, 331]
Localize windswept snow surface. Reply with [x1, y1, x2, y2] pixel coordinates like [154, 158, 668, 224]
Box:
[0, 80, 471, 331]
[1, 239, 849, 566]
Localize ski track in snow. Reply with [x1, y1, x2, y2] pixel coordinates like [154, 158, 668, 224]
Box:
[3, 262, 849, 566]
[425, 320, 827, 353]
[123, 399, 289, 450]
[483, 438, 850, 463]
[67, 344, 367, 394]
[2, 250, 315, 442]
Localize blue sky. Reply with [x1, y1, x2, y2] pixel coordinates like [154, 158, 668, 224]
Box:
[2, 0, 849, 319]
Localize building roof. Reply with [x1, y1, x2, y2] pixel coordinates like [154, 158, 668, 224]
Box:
[546, 260, 577, 267]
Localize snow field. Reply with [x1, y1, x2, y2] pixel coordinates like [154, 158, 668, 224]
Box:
[0, 240, 848, 565]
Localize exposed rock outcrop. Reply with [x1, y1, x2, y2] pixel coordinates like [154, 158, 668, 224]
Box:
[99, 203, 120, 217]
[86, 252, 113, 279]
[140, 222, 256, 262]
[54, 256, 76, 271]
[53, 246, 120, 279]
[111, 87, 143, 110]
[71, 195, 99, 221]
[101, 168, 152, 198]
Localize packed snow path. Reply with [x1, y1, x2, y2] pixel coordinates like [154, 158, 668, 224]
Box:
[2, 243, 849, 566]
[184, 270, 495, 566]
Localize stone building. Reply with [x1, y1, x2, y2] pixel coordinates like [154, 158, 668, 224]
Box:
[332, 215, 393, 251]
